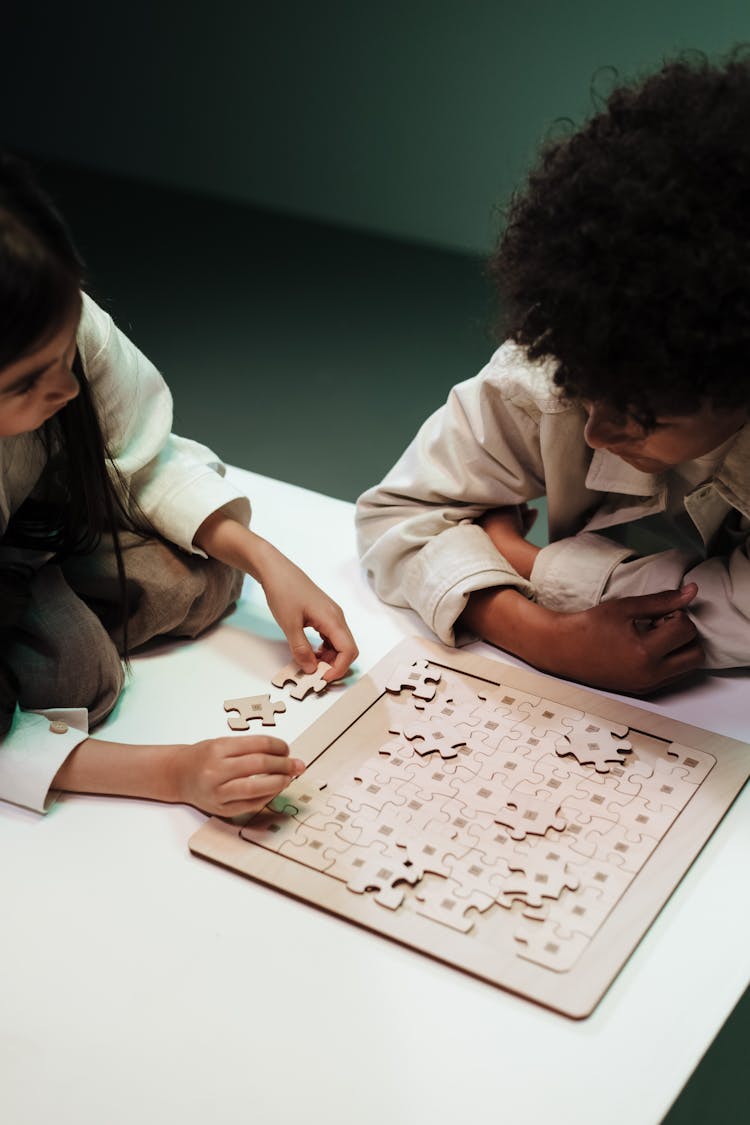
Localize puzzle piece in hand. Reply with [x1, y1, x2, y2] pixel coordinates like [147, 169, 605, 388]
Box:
[555, 722, 632, 774]
[385, 659, 441, 700]
[224, 693, 287, 729]
[272, 660, 333, 700]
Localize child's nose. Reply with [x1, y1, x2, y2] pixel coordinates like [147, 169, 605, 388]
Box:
[46, 364, 80, 405]
[583, 404, 629, 449]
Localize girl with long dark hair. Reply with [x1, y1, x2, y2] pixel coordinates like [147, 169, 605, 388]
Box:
[0, 152, 357, 816]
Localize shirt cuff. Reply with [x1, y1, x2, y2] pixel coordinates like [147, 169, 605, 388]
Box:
[152, 474, 252, 556]
[531, 532, 634, 611]
[0, 707, 90, 814]
[404, 522, 534, 645]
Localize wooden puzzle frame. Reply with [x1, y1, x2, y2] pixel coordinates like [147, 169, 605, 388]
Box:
[189, 638, 750, 1018]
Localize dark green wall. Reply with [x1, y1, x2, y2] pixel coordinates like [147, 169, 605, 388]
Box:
[4, 1, 750, 253]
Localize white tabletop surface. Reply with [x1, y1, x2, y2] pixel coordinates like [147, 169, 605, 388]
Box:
[2, 467, 749, 1125]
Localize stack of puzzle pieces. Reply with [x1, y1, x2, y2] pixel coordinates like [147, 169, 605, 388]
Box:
[239, 660, 714, 971]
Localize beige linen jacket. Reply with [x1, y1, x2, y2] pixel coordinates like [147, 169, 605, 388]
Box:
[0, 293, 251, 813]
[356, 341, 750, 669]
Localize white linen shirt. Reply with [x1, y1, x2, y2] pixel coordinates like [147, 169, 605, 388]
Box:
[0, 293, 251, 813]
[356, 341, 750, 667]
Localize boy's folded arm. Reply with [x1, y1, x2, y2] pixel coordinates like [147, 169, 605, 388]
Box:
[356, 350, 553, 638]
[532, 532, 750, 670]
[461, 582, 704, 695]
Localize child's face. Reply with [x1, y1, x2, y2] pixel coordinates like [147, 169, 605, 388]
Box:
[0, 306, 81, 437]
[582, 399, 749, 473]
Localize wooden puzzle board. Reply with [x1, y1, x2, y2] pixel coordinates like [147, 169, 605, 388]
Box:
[189, 638, 750, 1018]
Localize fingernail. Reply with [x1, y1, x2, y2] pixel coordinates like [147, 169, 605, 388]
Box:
[293, 759, 306, 774]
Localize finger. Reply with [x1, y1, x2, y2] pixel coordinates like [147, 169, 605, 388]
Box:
[219, 771, 299, 804]
[286, 628, 318, 673]
[220, 752, 305, 782]
[650, 640, 705, 690]
[643, 611, 698, 658]
[220, 736, 290, 759]
[625, 583, 699, 620]
[321, 629, 359, 681]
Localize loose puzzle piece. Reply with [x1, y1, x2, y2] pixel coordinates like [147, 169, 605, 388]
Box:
[494, 793, 568, 841]
[555, 722, 632, 774]
[385, 659, 441, 701]
[389, 714, 470, 760]
[272, 660, 333, 701]
[224, 693, 286, 729]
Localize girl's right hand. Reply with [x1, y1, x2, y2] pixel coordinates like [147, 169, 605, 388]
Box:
[173, 735, 305, 817]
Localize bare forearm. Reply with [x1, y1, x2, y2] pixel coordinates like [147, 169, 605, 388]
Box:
[461, 587, 559, 670]
[52, 738, 184, 803]
[193, 511, 279, 579]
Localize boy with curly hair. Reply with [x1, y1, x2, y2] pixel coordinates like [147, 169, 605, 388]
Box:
[356, 52, 750, 695]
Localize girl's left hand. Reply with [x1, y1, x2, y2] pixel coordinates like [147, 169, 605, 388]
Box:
[260, 554, 358, 682]
[192, 512, 359, 681]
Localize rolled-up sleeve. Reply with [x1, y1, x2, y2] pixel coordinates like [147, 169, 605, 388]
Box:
[356, 346, 557, 643]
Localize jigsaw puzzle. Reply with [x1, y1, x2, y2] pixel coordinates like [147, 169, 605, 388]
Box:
[191, 639, 750, 1018]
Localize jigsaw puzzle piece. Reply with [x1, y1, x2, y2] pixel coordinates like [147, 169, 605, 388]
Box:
[239, 800, 305, 851]
[547, 883, 609, 938]
[337, 841, 421, 910]
[555, 720, 632, 774]
[274, 660, 334, 701]
[513, 918, 590, 972]
[439, 795, 496, 849]
[385, 659, 441, 701]
[512, 753, 575, 804]
[497, 840, 581, 910]
[511, 698, 585, 740]
[641, 772, 702, 813]
[224, 693, 286, 730]
[389, 715, 469, 760]
[605, 794, 678, 840]
[278, 823, 351, 872]
[442, 847, 511, 901]
[415, 876, 494, 932]
[650, 743, 715, 784]
[494, 792, 567, 841]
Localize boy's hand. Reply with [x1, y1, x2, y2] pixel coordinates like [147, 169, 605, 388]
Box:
[463, 583, 704, 695]
[174, 735, 305, 817]
[480, 505, 540, 579]
[559, 585, 704, 694]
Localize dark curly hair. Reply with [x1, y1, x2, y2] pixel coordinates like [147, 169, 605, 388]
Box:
[489, 48, 750, 427]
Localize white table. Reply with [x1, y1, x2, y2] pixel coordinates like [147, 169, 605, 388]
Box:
[2, 468, 749, 1125]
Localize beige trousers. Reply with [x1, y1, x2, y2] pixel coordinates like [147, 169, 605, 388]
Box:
[7, 532, 243, 727]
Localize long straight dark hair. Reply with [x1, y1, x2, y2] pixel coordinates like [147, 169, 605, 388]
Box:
[0, 151, 134, 735]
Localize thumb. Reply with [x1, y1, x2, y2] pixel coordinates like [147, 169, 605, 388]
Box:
[287, 630, 318, 673]
[625, 583, 698, 620]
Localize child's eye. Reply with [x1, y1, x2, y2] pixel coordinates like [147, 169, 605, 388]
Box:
[16, 375, 41, 396]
